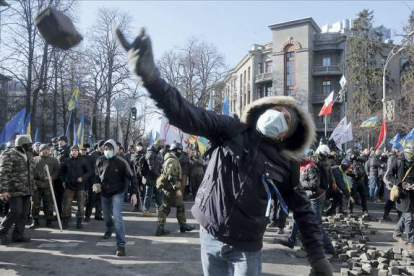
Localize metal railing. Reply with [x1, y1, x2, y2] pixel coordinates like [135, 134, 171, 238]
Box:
[312, 65, 342, 75]
[255, 72, 273, 83]
[314, 33, 345, 44]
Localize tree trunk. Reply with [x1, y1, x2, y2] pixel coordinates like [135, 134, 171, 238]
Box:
[53, 49, 58, 137]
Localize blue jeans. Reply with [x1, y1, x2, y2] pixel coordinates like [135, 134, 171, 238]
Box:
[101, 192, 125, 247]
[200, 228, 262, 276]
[368, 176, 378, 201]
[289, 195, 334, 253]
[143, 185, 162, 211]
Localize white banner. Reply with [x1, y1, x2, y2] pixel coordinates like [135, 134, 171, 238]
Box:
[329, 116, 347, 146]
[159, 116, 190, 147]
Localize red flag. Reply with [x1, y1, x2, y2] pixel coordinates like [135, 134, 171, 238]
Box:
[375, 121, 387, 150]
[318, 91, 334, 116]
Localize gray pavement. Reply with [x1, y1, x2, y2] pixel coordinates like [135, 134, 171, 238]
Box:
[0, 200, 403, 276]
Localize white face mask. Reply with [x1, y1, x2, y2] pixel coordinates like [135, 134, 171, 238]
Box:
[256, 109, 288, 139]
[104, 150, 114, 159]
[136, 146, 143, 151]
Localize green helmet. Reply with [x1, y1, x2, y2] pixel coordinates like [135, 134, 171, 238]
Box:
[375, 149, 383, 156]
[153, 139, 164, 147]
[15, 135, 32, 147]
[404, 140, 414, 163]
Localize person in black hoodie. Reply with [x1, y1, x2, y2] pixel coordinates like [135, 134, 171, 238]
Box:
[53, 135, 71, 218]
[60, 146, 91, 229]
[116, 28, 331, 275]
[94, 139, 138, 257]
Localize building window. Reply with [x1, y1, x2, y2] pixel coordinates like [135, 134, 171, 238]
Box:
[258, 63, 262, 74]
[265, 61, 273, 73]
[322, 80, 331, 94]
[265, 85, 272, 97]
[286, 88, 295, 97]
[284, 45, 296, 96]
[323, 57, 331, 67]
[257, 86, 262, 98]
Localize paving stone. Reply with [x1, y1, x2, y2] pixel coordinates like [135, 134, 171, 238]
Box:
[393, 247, 403, 254]
[362, 264, 372, 275]
[378, 258, 389, 264]
[367, 249, 377, 260]
[347, 250, 359, 258]
[378, 269, 388, 276]
[390, 260, 399, 267]
[394, 253, 402, 260]
[378, 264, 389, 270]
[388, 266, 399, 274]
[360, 253, 371, 262]
[339, 254, 349, 262]
[402, 250, 410, 258]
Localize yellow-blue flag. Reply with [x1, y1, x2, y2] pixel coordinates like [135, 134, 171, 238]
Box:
[68, 80, 81, 111]
[77, 113, 85, 147]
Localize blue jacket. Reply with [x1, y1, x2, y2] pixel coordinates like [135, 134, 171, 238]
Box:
[145, 77, 325, 262]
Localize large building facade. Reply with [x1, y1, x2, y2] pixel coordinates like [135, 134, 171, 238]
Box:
[222, 17, 400, 139]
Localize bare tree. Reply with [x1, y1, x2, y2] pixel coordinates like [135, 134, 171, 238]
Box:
[157, 38, 227, 108]
[88, 7, 132, 140]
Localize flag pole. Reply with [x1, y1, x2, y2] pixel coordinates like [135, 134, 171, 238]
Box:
[324, 115, 327, 138]
[65, 110, 73, 138]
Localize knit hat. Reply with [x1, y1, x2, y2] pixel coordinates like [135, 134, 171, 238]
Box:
[39, 144, 50, 152]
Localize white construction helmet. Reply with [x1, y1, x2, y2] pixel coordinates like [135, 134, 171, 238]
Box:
[316, 144, 330, 157]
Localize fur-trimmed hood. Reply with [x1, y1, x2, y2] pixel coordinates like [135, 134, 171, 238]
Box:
[241, 96, 316, 161]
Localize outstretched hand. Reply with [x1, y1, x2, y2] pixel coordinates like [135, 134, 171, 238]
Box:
[115, 27, 159, 85]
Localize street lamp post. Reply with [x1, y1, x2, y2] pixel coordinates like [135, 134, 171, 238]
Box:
[382, 31, 414, 149]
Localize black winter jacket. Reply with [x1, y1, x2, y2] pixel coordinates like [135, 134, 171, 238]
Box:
[145, 145, 161, 183]
[59, 156, 91, 191]
[144, 77, 324, 262]
[386, 156, 414, 213]
[95, 155, 138, 198]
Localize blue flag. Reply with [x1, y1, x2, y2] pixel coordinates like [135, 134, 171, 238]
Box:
[389, 133, 402, 150]
[148, 131, 154, 146]
[222, 92, 229, 116]
[207, 92, 214, 111]
[0, 108, 26, 144]
[34, 128, 40, 143]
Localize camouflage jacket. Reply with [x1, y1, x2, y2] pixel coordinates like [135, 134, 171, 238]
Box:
[34, 155, 61, 189]
[162, 152, 182, 191]
[0, 148, 36, 196]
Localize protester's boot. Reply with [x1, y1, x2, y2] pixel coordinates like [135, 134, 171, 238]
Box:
[46, 220, 53, 228]
[62, 218, 68, 229]
[155, 225, 170, 236]
[29, 218, 40, 229]
[76, 218, 83, 229]
[116, 246, 126, 256]
[180, 224, 195, 233]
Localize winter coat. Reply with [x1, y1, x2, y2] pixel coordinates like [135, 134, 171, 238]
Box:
[300, 159, 325, 200]
[189, 152, 204, 178]
[367, 154, 380, 178]
[95, 155, 138, 198]
[144, 77, 324, 262]
[54, 144, 71, 164]
[314, 156, 334, 191]
[145, 145, 162, 183]
[34, 155, 60, 189]
[179, 153, 190, 176]
[384, 152, 398, 189]
[353, 156, 367, 188]
[0, 148, 36, 197]
[59, 156, 91, 191]
[385, 156, 414, 213]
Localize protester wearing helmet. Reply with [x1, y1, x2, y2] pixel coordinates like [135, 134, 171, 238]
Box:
[385, 139, 414, 252]
[155, 141, 195, 236]
[315, 144, 342, 216]
[0, 135, 36, 245]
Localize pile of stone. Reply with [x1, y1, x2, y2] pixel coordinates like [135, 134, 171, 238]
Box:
[320, 214, 414, 276]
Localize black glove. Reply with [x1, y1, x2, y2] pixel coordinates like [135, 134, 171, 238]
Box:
[115, 27, 160, 85]
[309, 258, 333, 276]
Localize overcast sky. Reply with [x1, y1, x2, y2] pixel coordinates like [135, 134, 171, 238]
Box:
[79, 1, 413, 67]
